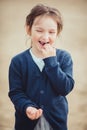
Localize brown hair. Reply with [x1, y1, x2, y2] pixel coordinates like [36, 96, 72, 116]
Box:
[26, 4, 63, 35]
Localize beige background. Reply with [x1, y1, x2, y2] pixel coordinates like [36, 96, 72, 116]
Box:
[0, 0, 87, 130]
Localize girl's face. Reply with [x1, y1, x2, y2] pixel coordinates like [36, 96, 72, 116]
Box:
[27, 15, 58, 53]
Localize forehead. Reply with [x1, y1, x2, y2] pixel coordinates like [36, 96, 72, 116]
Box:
[33, 15, 57, 29]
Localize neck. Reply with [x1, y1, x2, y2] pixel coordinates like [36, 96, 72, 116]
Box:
[31, 47, 43, 58]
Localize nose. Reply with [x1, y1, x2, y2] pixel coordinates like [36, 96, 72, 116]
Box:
[41, 33, 50, 43]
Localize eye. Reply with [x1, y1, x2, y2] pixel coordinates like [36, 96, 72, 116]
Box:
[49, 31, 56, 34]
[36, 30, 43, 32]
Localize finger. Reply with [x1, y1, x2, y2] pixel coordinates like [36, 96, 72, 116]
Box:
[43, 44, 50, 50]
[29, 115, 36, 120]
[28, 111, 37, 120]
[39, 109, 43, 115]
[37, 109, 43, 118]
[35, 110, 40, 119]
[29, 108, 43, 120]
[35, 109, 43, 119]
[27, 107, 37, 119]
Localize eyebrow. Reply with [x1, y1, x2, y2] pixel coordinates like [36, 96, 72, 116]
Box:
[35, 26, 57, 31]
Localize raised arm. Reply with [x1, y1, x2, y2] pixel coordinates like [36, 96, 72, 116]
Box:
[43, 51, 75, 96]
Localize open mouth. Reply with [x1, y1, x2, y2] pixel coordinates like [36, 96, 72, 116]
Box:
[39, 41, 48, 46]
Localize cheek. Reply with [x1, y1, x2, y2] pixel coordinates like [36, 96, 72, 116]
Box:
[51, 35, 57, 42]
[31, 33, 38, 41]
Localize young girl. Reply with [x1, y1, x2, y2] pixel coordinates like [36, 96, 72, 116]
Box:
[8, 4, 75, 130]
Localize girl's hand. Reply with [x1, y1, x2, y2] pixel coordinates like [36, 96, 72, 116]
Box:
[26, 106, 43, 120]
[41, 44, 56, 58]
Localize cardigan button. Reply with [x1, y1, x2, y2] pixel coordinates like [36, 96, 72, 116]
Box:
[40, 90, 44, 94]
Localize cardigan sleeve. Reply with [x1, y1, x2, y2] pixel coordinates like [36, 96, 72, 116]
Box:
[43, 51, 75, 96]
[8, 58, 38, 115]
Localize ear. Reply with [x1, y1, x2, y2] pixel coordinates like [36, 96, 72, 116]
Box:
[25, 25, 31, 36]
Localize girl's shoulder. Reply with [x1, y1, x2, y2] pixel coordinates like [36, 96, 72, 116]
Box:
[56, 48, 72, 58]
[11, 49, 30, 62]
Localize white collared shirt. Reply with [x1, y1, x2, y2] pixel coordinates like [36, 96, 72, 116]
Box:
[29, 49, 45, 72]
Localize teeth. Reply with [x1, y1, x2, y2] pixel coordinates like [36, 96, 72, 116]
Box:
[39, 41, 46, 45]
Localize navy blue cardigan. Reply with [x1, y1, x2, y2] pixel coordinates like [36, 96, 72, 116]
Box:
[8, 49, 74, 130]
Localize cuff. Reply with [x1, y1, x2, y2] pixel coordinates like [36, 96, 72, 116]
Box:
[43, 56, 58, 67]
